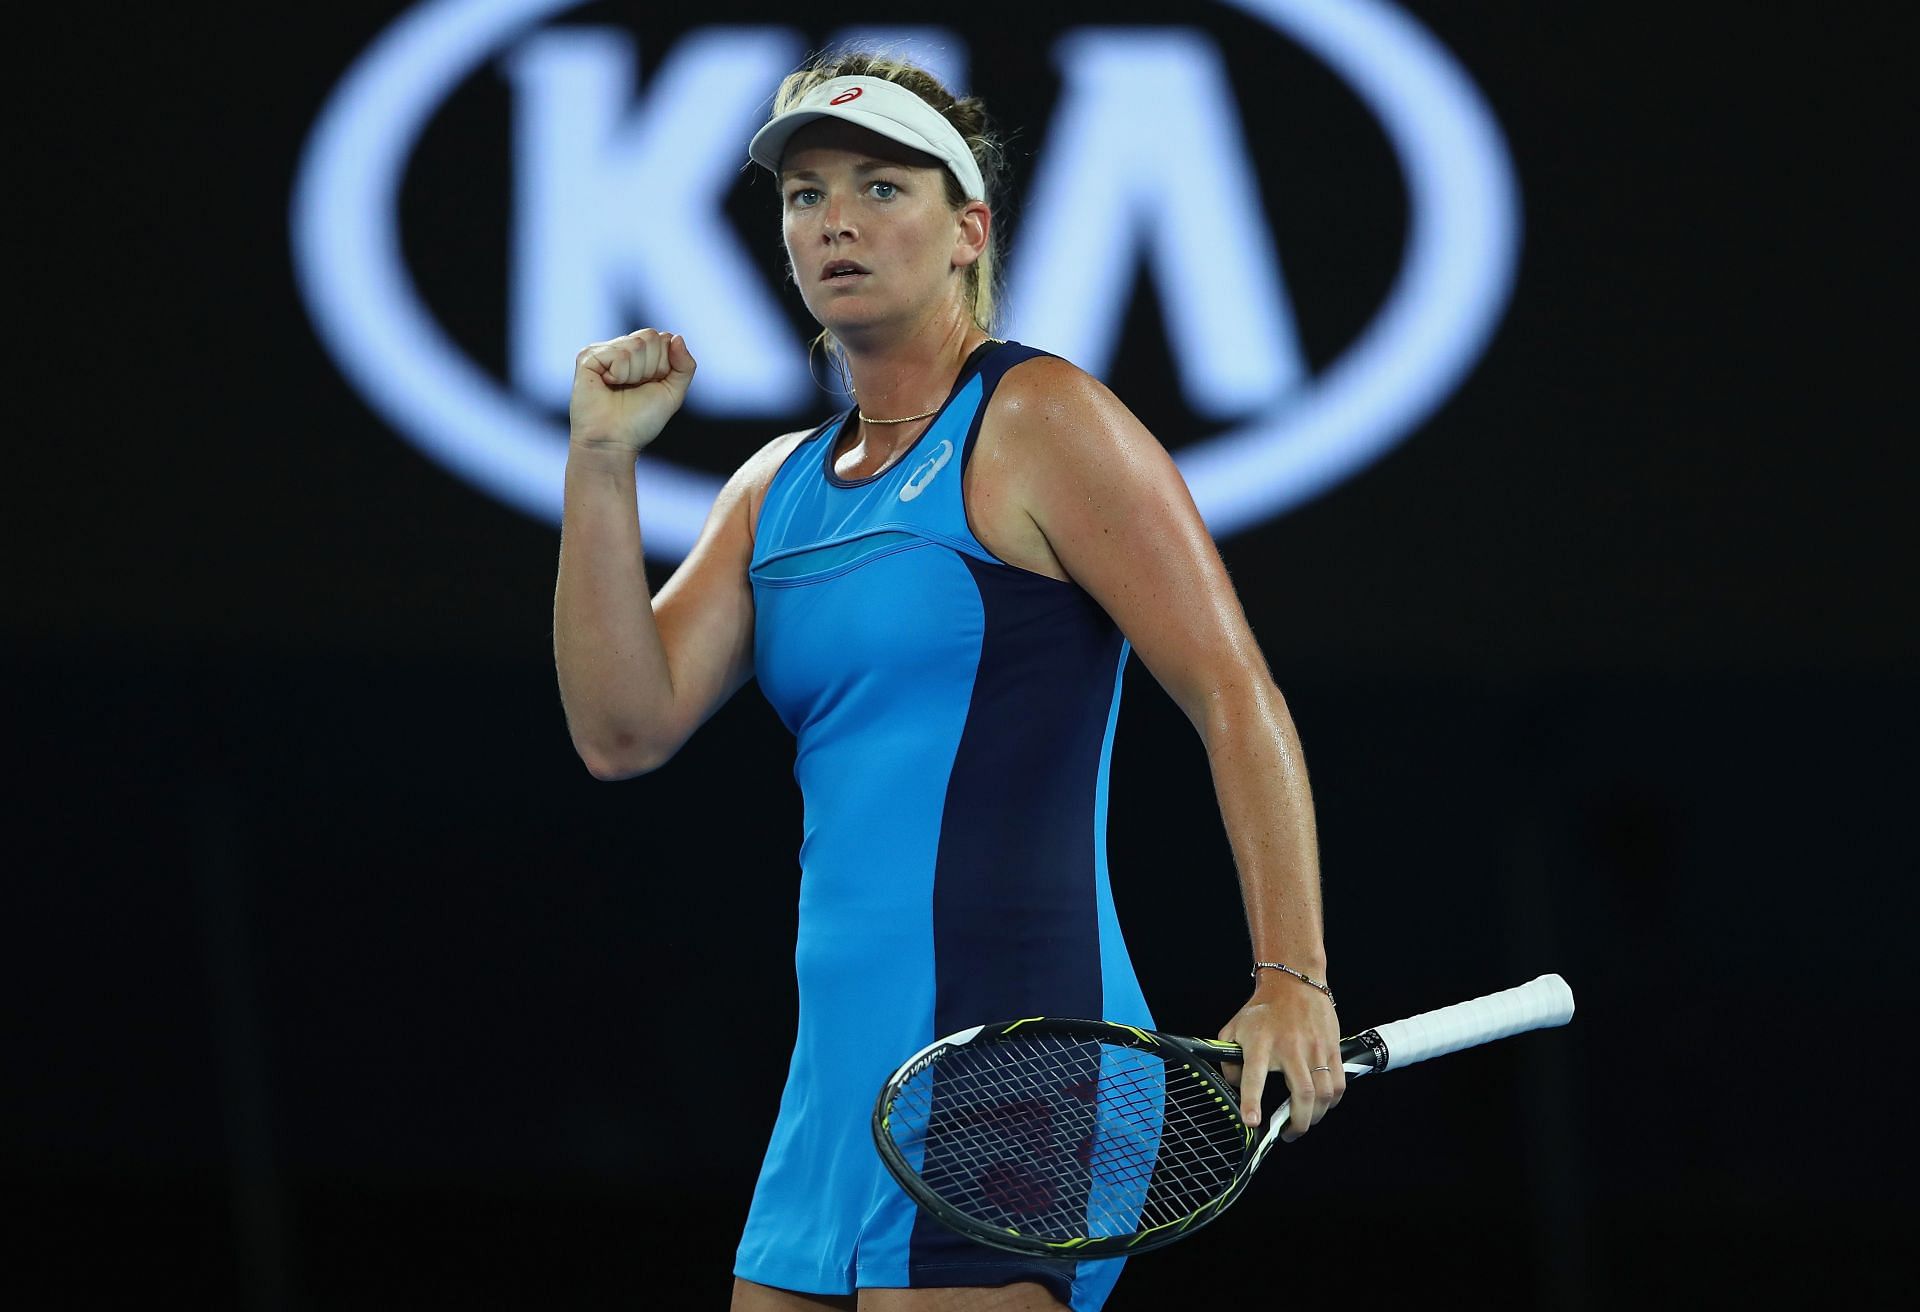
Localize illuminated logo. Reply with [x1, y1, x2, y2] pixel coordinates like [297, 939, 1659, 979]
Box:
[899, 439, 955, 503]
[292, 0, 1518, 560]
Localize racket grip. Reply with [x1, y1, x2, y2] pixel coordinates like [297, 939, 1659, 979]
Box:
[1364, 973, 1574, 1072]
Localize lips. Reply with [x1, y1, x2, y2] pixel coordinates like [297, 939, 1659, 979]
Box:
[821, 260, 870, 281]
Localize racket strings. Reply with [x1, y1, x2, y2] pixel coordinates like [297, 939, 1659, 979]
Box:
[885, 1036, 1248, 1242]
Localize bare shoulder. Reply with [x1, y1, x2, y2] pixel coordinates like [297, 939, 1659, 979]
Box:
[988, 355, 1136, 446]
[735, 426, 816, 495]
[978, 354, 1168, 499]
[971, 356, 1153, 578]
[982, 355, 1162, 491]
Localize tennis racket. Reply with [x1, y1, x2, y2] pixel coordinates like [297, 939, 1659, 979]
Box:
[872, 973, 1574, 1259]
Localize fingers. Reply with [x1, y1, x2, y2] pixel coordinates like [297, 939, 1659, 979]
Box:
[574, 329, 686, 387]
[606, 329, 663, 386]
[1278, 1062, 1317, 1142]
[1236, 1036, 1271, 1127]
[666, 330, 697, 379]
[1218, 997, 1345, 1141]
[1282, 1061, 1347, 1143]
[1215, 1023, 1242, 1086]
[1324, 1061, 1348, 1112]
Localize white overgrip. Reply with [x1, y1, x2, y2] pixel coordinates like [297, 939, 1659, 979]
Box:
[1370, 973, 1575, 1072]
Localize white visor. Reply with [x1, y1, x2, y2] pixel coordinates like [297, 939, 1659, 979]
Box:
[748, 75, 986, 202]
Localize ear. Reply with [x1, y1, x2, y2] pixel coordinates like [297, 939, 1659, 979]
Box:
[951, 200, 991, 271]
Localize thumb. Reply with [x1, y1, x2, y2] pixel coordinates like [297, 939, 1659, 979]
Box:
[666, 333, 697, 382]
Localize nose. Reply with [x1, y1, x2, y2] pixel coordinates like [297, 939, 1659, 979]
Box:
[819, 196, 856, 244]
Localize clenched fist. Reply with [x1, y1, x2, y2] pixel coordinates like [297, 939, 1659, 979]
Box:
[569, 329, 697, 456]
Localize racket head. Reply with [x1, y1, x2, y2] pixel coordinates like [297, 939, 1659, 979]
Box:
[871, 1017, 1257, 1259]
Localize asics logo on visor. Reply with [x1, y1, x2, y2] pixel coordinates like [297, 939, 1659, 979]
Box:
[829, 88, 862, 105]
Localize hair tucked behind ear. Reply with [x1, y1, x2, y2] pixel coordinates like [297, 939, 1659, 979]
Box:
[773, 50, 1008, 386]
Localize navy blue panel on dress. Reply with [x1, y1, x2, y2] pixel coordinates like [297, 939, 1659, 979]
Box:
[908, 557, 1128, 1293]
[932, 560, 1121, 1031]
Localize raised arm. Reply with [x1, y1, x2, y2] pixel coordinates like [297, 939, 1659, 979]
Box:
[553, 329, 793, 779]
[985, 357, 1345, 1140]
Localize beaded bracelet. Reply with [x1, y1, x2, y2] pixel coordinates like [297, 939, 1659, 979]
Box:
[1250, 961, 1336, 1008]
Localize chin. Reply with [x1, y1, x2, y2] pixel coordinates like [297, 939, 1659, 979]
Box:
[811, 298, 897, 340]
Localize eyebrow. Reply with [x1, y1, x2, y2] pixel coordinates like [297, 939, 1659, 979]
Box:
[780, 160, 906, 183]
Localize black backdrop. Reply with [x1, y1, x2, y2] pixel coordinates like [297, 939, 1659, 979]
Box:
[12, 3, 1912, 1307]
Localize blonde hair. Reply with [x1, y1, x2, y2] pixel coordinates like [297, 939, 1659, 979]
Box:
[771, 51, 1008, 381]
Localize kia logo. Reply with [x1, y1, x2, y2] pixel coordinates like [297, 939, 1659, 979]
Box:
[291, 0, 1518, 560]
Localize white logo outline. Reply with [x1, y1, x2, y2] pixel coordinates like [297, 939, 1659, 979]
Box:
[898, 439, 956, 502]
[291, 0, 1519, 559]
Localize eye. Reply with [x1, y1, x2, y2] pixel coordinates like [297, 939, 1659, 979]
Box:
[787, 187, 821, 208]
[869, 180, 898, 200]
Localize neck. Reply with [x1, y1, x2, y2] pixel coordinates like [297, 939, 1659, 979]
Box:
[838, 303, 989, 432]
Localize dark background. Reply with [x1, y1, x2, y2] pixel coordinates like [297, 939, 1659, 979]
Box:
[12, 2, 1912, 1307]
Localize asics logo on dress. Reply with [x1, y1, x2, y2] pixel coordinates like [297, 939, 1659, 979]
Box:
[899, 440, 955, 502]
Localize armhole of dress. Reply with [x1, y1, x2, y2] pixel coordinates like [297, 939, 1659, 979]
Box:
[750, 417, 845, 563]
[780, 413, 845, 486]
[955, 345, 1076, 583]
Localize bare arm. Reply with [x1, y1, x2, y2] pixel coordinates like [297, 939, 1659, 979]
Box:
[552, 328, 795, 778]
[988, 358, 1343, 1138]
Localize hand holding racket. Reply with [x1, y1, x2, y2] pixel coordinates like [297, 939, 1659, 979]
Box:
[872, 973, 1575, 1258]
[1215, 969, 1345, 1141]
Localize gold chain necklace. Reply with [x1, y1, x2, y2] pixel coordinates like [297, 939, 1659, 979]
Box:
[852, 398, 941, 426]
[857, 405, 941, 425]
[851, 341, 1003, 425]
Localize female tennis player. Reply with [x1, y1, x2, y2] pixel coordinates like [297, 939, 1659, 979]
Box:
[554, 52, 1341, 1311]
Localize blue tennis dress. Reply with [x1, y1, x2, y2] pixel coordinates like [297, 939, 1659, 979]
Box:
[734, 341, 1154, 1308]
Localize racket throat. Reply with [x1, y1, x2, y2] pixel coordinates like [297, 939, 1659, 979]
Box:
[1247, 1057, 1376, 1170]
